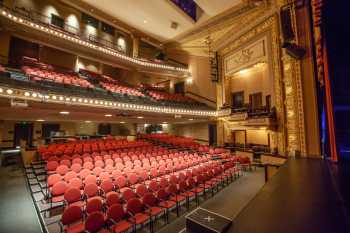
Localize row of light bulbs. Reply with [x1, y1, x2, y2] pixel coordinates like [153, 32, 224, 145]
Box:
[0, 9, 190, 73]
[0, 87, 217, 116]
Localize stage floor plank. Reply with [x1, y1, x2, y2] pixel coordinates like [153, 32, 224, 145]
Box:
[230, 159, 350, 233]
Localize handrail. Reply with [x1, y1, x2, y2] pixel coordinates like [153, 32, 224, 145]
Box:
[185, 91, 216, 104]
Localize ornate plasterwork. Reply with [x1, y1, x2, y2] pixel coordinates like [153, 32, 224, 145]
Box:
[224, 38, 266, 76]
[217, 4, 307, 156]
[218, 15, 287, 155]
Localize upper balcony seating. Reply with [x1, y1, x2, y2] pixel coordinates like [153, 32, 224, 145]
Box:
[0, 58, 212, 110]
[147, 90, 195, 104]
[0, 64, 5, 73]
[100, 80, 145, 98]
[22, 66, 94, 89]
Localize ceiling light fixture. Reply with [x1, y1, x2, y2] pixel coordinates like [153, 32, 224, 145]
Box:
[85, 120, 91, 123]
[59, 111, 70, 115]
[36, 119, 45, 122]
[137, 116, 144, 119]
[119, 121, 126, 124]
[188, 118, 194, 121]
[143, 20, 147, 24]
[105, 114, 113, 117]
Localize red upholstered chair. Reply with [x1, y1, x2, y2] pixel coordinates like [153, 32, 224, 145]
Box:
[85, 175, 97, 185]
[100, 179, 114, 196]
[64, 171, 77, 183]
[56, 165, 69, 176]
[114, 176, 127, 192]
[84, 183, 102, 202]
[68, 178, 83, 190]
[156, 188, 176, 223]
[126, 198, 151, 232]
[99, 172, 111, 183]
[148, 180, 159, 193]
[60, 205, 84, 233]
[64, 187, 84, 208]
[85, 211, 109, 233]
[93, 167, 104, 177]
[106, 204, 133, 233]
[46, 161, 59, 173]
[86, 197, 103, 215]
[135, 184, 148, 197]
[71, 163, 82, 173]
[187, 177, 203, 206]
[106, 192, 120, 207]
[51, 181, 68, 205]
[79, 169, 91, 180]
[167, 184, 185, 216]
[122, 188, 136, 202]
[142, 193, 166, 221]
[178, 180, 195, 210]
[48, 174, 62, 187]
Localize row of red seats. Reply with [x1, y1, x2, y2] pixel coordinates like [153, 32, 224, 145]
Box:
[140, 134, 231, 155]
[101, 81, 145, 97]
[47, 152, 205, 172]
[38, 139, 152, 159]
[59, 160, 238, 233]
[47, 154, 210, 189]
[22, 66, 94, 88]
[148, 90, 196, 103]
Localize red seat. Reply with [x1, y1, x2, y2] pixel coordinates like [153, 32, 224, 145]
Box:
[106, 192, 120, 207]
[64, 187, 84, 208]
[61, 205, 84, 233]
[85, 211, 108, 233]
[126, 198, 150, 226]
[107, 204, 133, 233]
[142, 193, 165, 218]
[86, 197, 103, 214]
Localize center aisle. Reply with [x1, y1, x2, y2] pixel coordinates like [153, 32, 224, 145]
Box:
[157, 168, 265, 233]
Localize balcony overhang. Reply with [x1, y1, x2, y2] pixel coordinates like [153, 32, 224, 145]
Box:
[0, 7, 191, 78]
[218, 109, 277, 129]
[0, 84, 217, 118]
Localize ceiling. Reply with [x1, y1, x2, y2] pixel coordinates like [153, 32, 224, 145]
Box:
[80, 0, 243, 42]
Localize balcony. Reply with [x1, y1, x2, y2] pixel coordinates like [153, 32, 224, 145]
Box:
[219, 104, 277, 127]
[0, 5, 190, 77]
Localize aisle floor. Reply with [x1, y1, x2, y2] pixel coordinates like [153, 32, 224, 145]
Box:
[0, 154, 43, 233]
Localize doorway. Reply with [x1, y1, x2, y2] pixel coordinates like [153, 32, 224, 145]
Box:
[208, 124, 217, 146]
[14, 123, 33, 148]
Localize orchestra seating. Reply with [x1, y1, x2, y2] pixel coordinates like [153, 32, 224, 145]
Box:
[26, 136, 251, 233]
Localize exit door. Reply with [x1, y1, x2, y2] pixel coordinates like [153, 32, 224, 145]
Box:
[14, 123, 33, 147]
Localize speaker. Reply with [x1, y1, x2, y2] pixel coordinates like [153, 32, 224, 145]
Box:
[282, 42, 306, 59]
[280, 6, 295, 42]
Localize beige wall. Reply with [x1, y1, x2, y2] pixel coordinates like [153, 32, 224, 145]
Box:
[167, 53, 216, 103]
[0, 120, 137, 148]
[76, 57, 100, 73]
[40, 46, 76, 70]
[111, 123, 136, 136]
[0, 32, 11, 63]
[246, 129, 268, 145]
[228, 64, 273, 107]
[169, 122, 209, 143]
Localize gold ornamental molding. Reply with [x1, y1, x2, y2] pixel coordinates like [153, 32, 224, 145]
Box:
[218, 15, 288, 155]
